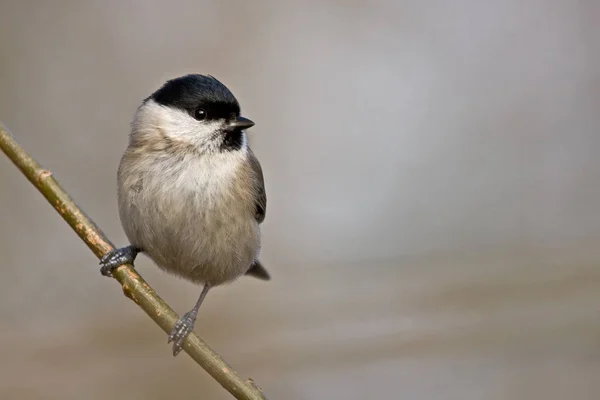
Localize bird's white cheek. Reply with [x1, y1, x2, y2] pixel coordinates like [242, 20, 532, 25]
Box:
[173, 120, 221, 145]
[153, 103, 222, 148]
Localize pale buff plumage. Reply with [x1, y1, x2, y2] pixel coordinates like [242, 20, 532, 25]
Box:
[117, 99, 264, 286]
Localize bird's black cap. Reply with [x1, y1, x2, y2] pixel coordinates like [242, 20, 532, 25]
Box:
[149, 74, 241, 119]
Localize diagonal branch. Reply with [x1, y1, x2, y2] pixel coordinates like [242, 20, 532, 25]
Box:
[0, 124, 268, 400]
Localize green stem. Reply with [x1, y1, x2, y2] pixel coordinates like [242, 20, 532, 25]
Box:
[0, 124, 267, 400]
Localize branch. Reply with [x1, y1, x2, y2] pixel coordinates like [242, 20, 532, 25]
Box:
[0, 124, 268, 400]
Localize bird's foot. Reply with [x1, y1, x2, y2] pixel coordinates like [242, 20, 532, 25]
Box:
[99, 246, 139, 277]
[168, 310, 198, 356]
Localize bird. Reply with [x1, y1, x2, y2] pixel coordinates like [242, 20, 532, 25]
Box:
[99, 74, 269, 356]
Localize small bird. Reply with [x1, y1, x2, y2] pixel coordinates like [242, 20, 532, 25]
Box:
[99, 74, 269, 356]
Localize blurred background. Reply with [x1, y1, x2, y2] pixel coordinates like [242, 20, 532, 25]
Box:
[1, 1, 599, 399]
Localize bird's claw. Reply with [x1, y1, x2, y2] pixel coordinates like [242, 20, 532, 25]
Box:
[168, 311, 197, 356]
[99, 246, 138, 277]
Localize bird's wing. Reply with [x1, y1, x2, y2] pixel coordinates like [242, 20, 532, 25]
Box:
[248, 148, 266, 224]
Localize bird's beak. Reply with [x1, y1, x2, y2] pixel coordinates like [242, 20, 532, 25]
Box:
[227, 116, 255, 130]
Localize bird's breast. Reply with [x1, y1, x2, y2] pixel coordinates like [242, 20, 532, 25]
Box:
[118, 149, 259, 285]
[140, 151, 250, 207]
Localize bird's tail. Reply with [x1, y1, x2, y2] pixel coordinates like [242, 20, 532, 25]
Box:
[245, 260, 270, 280]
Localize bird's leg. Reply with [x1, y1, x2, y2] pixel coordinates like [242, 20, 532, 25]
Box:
[168, 283, 211, 356]
[99, 245, 141, 277]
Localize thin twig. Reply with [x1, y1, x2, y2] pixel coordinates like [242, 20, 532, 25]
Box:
[0, 124, 268, 400]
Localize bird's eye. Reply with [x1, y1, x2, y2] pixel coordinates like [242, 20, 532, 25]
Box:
[194, 108, 207, 121]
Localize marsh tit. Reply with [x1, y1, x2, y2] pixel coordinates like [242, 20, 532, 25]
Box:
[99, 74, 269, 356]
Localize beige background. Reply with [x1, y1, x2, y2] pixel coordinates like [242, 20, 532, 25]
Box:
[1, 1, 600, 399]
